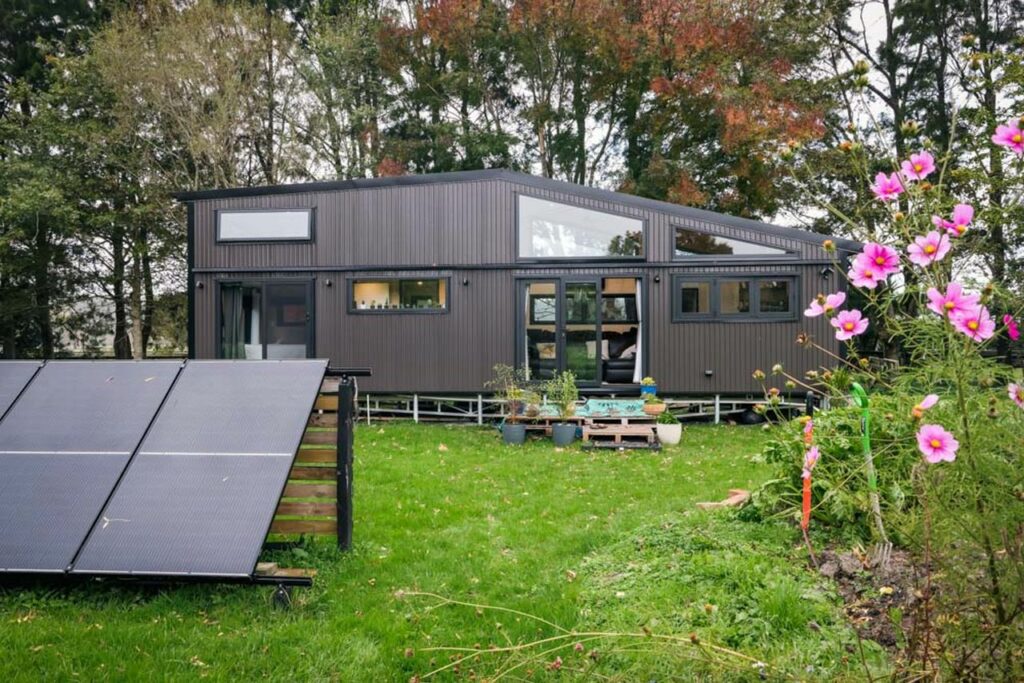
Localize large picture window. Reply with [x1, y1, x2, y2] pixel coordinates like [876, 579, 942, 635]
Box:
[518, 195, 643, 259]
[674, 227, 790, 258]
[672, 275, 796, 321]
[217, 209, 313, 242]
[350, 278, 448, 313]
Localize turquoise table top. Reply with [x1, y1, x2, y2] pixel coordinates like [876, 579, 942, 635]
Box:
[530, 398, 647, 419]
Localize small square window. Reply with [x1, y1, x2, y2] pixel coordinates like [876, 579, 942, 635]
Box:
[759, 280, 791, 314]
[679, 282, 711, 315]
[720, 281, 750, 314]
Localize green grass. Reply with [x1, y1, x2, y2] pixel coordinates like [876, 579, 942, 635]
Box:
[0, 422, 879, 681]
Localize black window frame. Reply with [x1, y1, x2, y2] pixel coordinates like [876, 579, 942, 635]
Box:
[347, 276, 452, 315]
[215, 207, 315, 243]
[671, 274, 799, 322]
[515, 193, 647, 263]
[672, 225, 796, 261]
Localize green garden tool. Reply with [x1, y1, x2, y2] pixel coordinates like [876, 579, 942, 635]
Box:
[850, 382, 891, 567]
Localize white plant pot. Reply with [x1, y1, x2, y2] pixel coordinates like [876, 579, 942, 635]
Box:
[656, 423, 682, 446]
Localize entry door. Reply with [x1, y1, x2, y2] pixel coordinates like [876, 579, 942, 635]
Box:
[220, 280, 314, 359]
[520, 279, 601, 386]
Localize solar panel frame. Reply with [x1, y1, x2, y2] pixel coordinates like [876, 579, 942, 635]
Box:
[0, 361, 183, 573]
[0, 361, 43, 422]
[73, 360, 328, 578]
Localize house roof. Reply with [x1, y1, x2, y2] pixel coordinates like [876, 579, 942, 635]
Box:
[172, 169, 860, 251]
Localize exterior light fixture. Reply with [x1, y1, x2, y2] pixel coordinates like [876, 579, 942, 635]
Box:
[324, 279, 333, 287]
[462, 278, 470, 286]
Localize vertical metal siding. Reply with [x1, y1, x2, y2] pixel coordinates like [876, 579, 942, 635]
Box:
[190, 176, 841, 394]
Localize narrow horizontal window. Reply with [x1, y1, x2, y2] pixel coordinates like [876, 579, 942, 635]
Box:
[218, 209, 312, 241]
[518, 195, 643, 259]
[672, 275, 797, 321]
[351, 278, 448, 313]
[674, 227, 789, 258]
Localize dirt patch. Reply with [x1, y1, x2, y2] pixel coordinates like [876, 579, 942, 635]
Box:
[816, 548, 922, 650]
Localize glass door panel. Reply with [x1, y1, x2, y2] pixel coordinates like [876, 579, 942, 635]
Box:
[524, 281, 558, 381]
[220, 284, 263, 359]
[264, 283, 312, 359]
[563, 281, 599, 383]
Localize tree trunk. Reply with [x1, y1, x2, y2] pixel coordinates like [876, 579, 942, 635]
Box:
[129, 262, 144, 360]
[111, 223, 132, 358]
[141, 226, 155, 354]
[33, 216, 53, 358]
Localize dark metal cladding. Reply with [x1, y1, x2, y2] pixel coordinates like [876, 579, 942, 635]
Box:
[0, 454, 128, 572]
[72, 454, 294, 576]
[0, 361, 42, 420]
[0, 361, 182, 454]
[73, 359, 326, 578]
[0, 361, 181, 573]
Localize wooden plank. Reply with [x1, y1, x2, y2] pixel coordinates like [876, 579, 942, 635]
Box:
[254, 564, 319, 578]
[288, 466, 334, 481]
[301, 430, 338, 445]
[314, 395, 339, 411]
[255, 562, 279, 573]
[274, 501, 337, 517]
[282, 483, 337, 499]
[269, 520, 337, 535]
[296, 448, 336, 464]
[308, 413, 338, 428]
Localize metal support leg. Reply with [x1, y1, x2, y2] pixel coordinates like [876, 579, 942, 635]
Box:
[336, 375, 359, 551]
[714, 394, 721, 424]
[413, 394, 419, 423]
[477, 394, 483, 426]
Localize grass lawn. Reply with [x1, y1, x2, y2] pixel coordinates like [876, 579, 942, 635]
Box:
[0, 422, 882, 681]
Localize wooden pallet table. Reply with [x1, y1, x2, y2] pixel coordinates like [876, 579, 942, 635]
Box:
[582, 423, 659, 449]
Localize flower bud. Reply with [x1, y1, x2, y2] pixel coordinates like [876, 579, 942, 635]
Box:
[894, 211, 905, 222]
[768, 387, 780, 397]
[899, 120, 920, 136]
[753, 369, 766, 381]
[961, 33, 975, 48]
[785, 380, 796, 390]
[919, 181, 933, 192]
[771, 363, 784, 375]
[970, 55, 983, 71]
[852, 75, 870, 90]
[859, 358, 871, 369]
[988, 407, 998, 419]
[852, 60, 870, 76]
[823, 240, 835, 252]
[805, 370, 819, 380]
[839, 140, 854, 153]
[822, 370, 833, 381]
[753, 404, 766, 414]
[846, 123, 857, 133]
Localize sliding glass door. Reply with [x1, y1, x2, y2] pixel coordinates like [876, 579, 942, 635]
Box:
[520, 277, 640, 386]
[220, 280, 313, 359]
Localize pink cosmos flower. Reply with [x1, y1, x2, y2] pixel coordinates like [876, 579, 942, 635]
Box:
[848, 257, 886, 289]
[917, 424, 959, 463]
[951, 305, 996, 342]
[911, 394, 939, 419]
[932, 204, 973, 237]
[907, 231, 951, 267]
[900, 151, 936, 181]
[926, 282, 979, 318]
[992, 120, 1024, 155]
[802, 446, 820, 479]
[831, 309, 869, 341]
[803, 418, 814, 445]
[804, 292, 846, 318]
[1004, 314, 1020, 341]
[1009, 383, 1024, 410]
[860, 243, 901, 276]
[870, 172, 904, 201]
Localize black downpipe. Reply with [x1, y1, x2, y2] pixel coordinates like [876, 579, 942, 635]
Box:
[329, 367, 371, 550]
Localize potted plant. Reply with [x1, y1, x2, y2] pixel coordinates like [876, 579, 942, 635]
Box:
[523, 389, 542, 419]
[640, 376, 657, 397]
[643, 393, 666, 416]
[656, 411, 682, 445]
[486, 364, 529, 445]
[546, 370, 579, 446]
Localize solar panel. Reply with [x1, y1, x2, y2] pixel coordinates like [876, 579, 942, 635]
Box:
[73, 360, 327, 577]
[0, 361, 182, 572]
[0, 361, 42, 420]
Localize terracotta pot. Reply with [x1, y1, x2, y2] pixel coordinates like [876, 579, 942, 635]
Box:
[643, 403, 666, 416]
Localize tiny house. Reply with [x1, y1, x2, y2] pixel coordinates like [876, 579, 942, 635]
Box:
[175, 170, 857, 395]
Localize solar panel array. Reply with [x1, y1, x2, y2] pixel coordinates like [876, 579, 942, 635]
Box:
[0, 359, 327, 580]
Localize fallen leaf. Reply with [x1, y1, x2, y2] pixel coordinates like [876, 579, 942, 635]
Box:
[438, 444, 448, 452]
